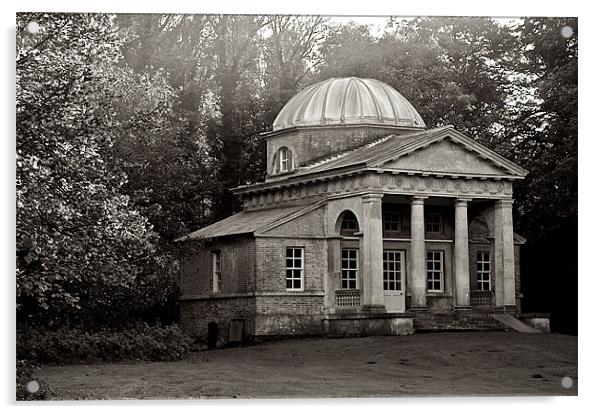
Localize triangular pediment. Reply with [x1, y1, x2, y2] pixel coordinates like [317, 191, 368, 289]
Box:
[377, 136, 516, 177]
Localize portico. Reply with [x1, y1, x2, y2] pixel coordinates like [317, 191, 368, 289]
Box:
[352, 191, 520, 317]
[179, 77, 529, 342]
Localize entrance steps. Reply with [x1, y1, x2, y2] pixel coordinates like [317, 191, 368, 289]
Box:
[490, 313, 541, 333]
[412, 312, 507, 332]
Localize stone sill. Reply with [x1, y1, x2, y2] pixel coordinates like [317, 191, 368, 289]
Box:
[180, 290, 325, 301]
[426, 293, 453, 298]
[323, 311, 413, 320]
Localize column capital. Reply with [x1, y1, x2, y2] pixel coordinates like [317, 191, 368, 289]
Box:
[455, 197, 472, 205]
[495, 198, 514, 208]
[361, 193, 384, 203]
[411, 195, 428, 205]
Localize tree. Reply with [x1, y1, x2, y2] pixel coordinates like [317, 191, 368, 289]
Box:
[507, 18, 578, 333]
[16, 13, 175, 325]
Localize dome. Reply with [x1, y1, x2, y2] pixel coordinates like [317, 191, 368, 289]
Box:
[272, 77, 426, 131]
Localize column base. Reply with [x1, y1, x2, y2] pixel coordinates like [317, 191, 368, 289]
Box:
[454, 305, 472, 311]
[502, 305, 517, 314]
[361, 304, 387, 313]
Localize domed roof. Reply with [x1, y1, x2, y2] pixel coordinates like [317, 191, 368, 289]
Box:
[272, 77, 426, 131]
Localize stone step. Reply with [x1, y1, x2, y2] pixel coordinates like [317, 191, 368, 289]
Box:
[490, 313, 541, 333]
[412, 313, 507, 332]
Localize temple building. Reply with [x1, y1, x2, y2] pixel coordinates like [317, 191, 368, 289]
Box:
[177, 77, 529, 343]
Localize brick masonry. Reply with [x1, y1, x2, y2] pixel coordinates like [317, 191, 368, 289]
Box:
[265, 125, 420, 175]
[178, 198, 522, 342]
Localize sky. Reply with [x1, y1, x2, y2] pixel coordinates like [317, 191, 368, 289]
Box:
[327, 16, 522, 37]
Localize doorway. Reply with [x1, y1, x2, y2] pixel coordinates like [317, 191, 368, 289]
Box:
[383, 250, 406, 312]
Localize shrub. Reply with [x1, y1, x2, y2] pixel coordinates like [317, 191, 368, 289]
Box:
[16, 360, 53, 401]
[17, 323, 195, 363]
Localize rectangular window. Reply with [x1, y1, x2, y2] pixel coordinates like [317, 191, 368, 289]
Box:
[383, 250, 403, 291]
[279, 148, 291, 172]
[426, 213, 443, 233]
[212, 250, 221, 293]
[341, 249, 358, 289]
[476, 251, 491, 291]
[426, 250, 444, 292]
[286, 247, 304, 291]
[383, 212, 401, 232]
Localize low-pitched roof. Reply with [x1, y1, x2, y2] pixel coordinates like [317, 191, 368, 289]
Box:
[237, 125, 527, 193]
[176, 205, 305, 241]
[300, 125, 527, 177]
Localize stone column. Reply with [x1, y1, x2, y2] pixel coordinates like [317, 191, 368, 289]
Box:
[454, 198, 471, 309]
[494, 199, 516, 309]
[410, 196, 427, 309]
[361, 193, 385, 312]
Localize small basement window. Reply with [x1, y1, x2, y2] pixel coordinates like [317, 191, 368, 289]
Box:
[285, 247, 304, 291]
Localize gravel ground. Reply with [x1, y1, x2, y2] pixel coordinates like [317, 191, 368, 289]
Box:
[34, 331, 577, 400]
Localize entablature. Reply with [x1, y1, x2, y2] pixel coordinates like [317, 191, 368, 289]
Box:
[240, 170, 516, 210]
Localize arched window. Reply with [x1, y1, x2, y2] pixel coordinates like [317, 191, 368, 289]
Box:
[273, 146, 294, 174]
[339, 211, 359, 236]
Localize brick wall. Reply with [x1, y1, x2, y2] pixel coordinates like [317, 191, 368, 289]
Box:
[266, 126, 418, 175]
[254, 294, 324, 336]
[180, 296, 256, 343]
[264, 207, 326, 237]
[179, 237, 256, 298]
[255, 237, 326, 292]
[179, 241, 211, 297]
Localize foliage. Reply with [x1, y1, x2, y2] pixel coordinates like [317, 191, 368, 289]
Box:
[17, 323, 195, 363]
[16, 360, 54, 400]
[16, 13, 177, 324]
[16, 14, 577, 336]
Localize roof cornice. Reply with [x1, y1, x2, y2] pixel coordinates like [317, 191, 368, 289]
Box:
[234, 126, 528, 195]
[260, 123, 426, 139]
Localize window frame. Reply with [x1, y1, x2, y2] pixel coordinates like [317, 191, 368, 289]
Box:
[383, 211, 401, 232]
[426, 250, 444, 293]
[425, 213, 443, 234]
[340, 211, 359, 235]
[383, 250, 403, 291]
[341, 248, 359, 289]
[476, 251, 492, 291]
[285, 247, 305, 291]
[212, 250, 221, 293]
[275, 147, 294, 174]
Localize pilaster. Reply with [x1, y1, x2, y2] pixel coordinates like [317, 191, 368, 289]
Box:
[361, 193, 385, 312]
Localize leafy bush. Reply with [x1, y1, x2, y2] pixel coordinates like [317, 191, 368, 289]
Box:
[17, 323, 195, 363]
[16, 360, 53, 401]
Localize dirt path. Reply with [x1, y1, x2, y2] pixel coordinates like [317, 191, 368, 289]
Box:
[35, 331, 577, 399]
